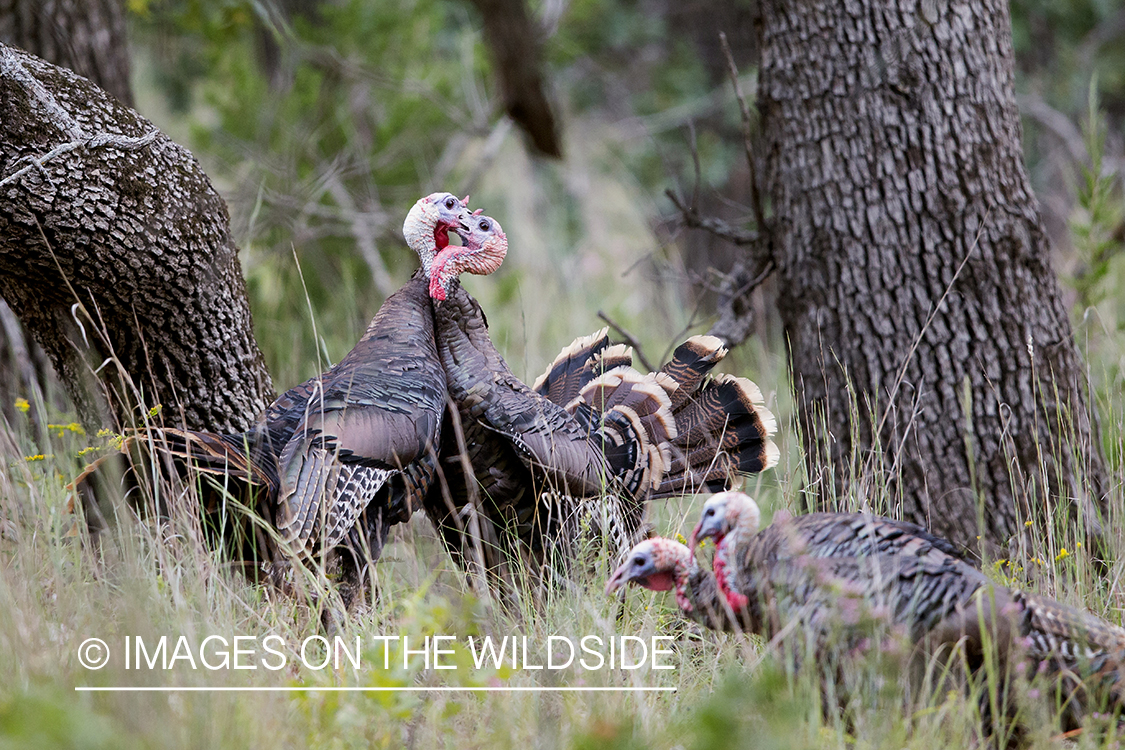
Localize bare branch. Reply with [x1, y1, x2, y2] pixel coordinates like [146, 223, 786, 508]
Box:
[666, 189, 761, 246]
[0, 131, 158, 189]
[706, 257, 775, 347]
[596, 310, 656, 373]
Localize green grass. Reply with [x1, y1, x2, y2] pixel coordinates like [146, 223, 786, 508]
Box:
[2, 322, 1124, 749]
[5, 53, 1125, 750]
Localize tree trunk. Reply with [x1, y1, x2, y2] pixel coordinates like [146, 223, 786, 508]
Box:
[0, 0, 132, 106]
[0, 0, 134, 429]
[755, 0, 1107, 554]
[0, 43, 274, 433]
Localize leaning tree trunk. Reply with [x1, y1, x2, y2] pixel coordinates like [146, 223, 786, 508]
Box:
[0, 43, 274, 432]
[0, 0, 134, 429]
[755, 0, 1107, 554]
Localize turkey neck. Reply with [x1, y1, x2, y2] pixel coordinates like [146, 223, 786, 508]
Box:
[431, 279, 510, 380]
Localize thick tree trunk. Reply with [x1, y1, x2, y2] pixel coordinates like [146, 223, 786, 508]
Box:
[756, 0, 1106, 553]
[0, 0, 132, 106]
[0, 0, 133, 428]
[0, 43, 274, 432]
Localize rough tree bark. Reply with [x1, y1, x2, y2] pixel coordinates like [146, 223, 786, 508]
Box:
[740, 0, 1107, 554]
[0, 0, 132, 106]
[0, 43, 274, 433]
[0, 0, 133, 428]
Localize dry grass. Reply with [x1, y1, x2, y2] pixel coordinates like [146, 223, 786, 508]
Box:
[3, 82, 1125, 750]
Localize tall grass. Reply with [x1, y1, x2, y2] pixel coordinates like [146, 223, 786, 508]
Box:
[4, 58, 1125, 750]
[2, 283, 1124, 748]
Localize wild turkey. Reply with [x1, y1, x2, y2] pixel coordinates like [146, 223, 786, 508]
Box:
[73, 192, 471, 595]
[608, 493, 1125, 737]
[425, 216, 779, 592]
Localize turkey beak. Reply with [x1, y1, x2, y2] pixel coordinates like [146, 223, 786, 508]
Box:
[605, 558, 644, 594]
[451, 220, 471, 245]
[691, 515, 722, 548]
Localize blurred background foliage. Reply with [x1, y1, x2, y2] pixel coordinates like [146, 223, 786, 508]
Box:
[126, 0, 1122, 423]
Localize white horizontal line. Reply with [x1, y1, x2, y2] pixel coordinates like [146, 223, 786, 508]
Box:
[75, 686, 675, 693]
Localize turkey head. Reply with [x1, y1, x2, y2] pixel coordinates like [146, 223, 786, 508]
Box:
[428, 212, 508, 300]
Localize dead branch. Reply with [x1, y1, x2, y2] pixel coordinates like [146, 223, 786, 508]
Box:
[596, 310, 656, 372]
[666, 189, 761, 246]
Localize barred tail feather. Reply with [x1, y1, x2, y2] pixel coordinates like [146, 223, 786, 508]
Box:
[657, 335, 727, 410]
[567, 368, 678, 494]
[651, 373, 778, 500]
[532, 328, 612, 402]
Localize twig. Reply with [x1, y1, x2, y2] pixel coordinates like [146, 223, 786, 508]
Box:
[688, 119, 702, 210]
[323, 172, 396, 297]
[596, 310, 656, 372]
[1017, 93, 1090, 167]
[666, 190, 760, 245]
[706, 257, 776, 347]
[719, 31, 766, 233]
[0, 131, 158, 188]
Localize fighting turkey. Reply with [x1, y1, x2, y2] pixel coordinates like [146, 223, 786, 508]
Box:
[608, 492, 1125, 738]
[425, 216, 779, 593]
[73, 192, 471, 598]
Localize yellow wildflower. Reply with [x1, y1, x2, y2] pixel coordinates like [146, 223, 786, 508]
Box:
[148, 404, 162, 418]
[675, 532, 688, 546]
[24, 454, 45, 462]
[48, 422, 86, 437]
[1055, 548, 1069, 561]
[1025, 520, 1033, 527]
[14, 398, 29, 413]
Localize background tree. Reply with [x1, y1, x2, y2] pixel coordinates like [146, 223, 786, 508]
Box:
[682, 0, 1110, 555]
[0, 0, 134, 430]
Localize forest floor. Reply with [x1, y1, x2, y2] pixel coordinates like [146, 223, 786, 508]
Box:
[3, 83, 1124, 750]
[1, 319, 1123, 749]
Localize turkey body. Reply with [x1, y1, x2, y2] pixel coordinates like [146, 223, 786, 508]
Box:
[73, 272, 447, 597]
[426, 280, 778, 591]
[685, 511, 1125, 737]
[682, 511, 969, 633]
[263, 271, 446, 560]
[426, 281, 605, 582]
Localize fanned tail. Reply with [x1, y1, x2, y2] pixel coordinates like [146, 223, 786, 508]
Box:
[650, 337, 779, 499]
[569, 366, 676, 497]
[537, 331, 778, 500]
[532, 328, 612, 403]
[656, 335, 728, 410]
